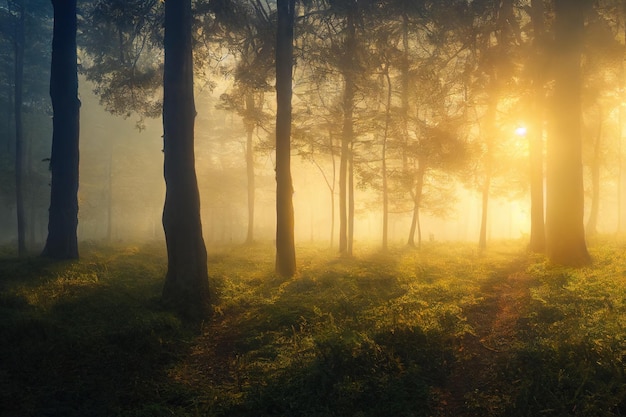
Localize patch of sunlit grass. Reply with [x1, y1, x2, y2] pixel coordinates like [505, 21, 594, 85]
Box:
[507, 238, 626, 416]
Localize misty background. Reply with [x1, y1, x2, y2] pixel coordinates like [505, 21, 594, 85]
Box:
[0, 0, 623, 252]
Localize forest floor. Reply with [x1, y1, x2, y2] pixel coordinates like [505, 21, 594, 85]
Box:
[435, 262, 535, 416]
[1, 239, 626, 416]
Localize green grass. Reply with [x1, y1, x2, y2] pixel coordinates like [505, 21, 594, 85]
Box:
[1, 239, 626, 416]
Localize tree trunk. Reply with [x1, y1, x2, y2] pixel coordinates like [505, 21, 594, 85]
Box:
[546, 0, 590, 266]
[107, 140, 113, 242]
[348, 143, 354, 256]
[14, 0, 26, 256]
[42, 0, 80, 260]
[586, 108, 602, 237]
[478, 98, 495, 251]
[478, 175, 490, 250]
[401, 11, 409, 171]
[528, 0, 546, 252]
[619, 0, 626, 234]
[161, 0, 210, 318]
[339, 8, 356, 257]
[275, 0, 296, 277]
[381, 69, 391, 251]
[329, 133, 336, 248]
[244, 93, 255, 244]
[408, 164, 425, 248]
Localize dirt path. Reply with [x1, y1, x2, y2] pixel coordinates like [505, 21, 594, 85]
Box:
[435, 267, 536, 416]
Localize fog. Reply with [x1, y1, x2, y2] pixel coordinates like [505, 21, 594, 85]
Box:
[1, 71, 623, 253]
[0, 93, 612, 250]
[2, 0, 624, 255]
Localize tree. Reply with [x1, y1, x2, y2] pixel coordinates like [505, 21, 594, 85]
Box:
[545, 0, 590, 266]
[338, 2, 356, 257]
[275, 0, 296, 277]
[42, 0, 80, 260]
[161, 0, 211, 317]
[197, 0, 276, 245]
[10, 0, 26, 256]
[81, 0, 163, 124]
[579, 6, 622, 237]
[527, 0, 547, 253]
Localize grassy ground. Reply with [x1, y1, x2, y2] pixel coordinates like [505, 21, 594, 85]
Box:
[1, 239, 625, 416]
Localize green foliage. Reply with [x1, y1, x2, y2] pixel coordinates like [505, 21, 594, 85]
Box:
[3, 239, 626, 416]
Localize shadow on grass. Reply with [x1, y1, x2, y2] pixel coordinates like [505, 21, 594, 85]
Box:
[218, 325, 454, 417]
[0, 247, 200, 417]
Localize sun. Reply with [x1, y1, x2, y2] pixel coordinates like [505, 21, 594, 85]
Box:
[514, 126, 527, 136]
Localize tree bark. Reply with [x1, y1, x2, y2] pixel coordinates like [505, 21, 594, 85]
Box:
[546, 0, 590, 266]
[161, 0, 210, 318]
[42, 0, 80, 260]
[14, 0, 26, 256]
[275, 0, 297, 277]
[245, 93, 255, 245]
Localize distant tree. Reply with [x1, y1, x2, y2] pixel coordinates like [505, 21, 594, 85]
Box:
[191, 0, 276, 245]
[81, 0, 163, 124]
[161, 0, 210, 317]
[10, 0, 26, 256]
[42, 0, 80, 259]
[545, 0, 590, 265]
[527, 0, 547, 253]
[275, 0, 296, 277]
[580, 6, 622, 237]
[460, 0, 522, 251]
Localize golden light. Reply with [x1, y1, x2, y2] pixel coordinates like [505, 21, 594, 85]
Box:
[514, 126, 527, 136]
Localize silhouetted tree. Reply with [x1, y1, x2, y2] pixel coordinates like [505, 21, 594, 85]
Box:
[42, 0, 80, 259]
[275, 0, 296, 277]
[161, 0, 210, 317]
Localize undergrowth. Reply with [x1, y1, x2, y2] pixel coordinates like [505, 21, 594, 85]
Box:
[1, 239, 625, 416]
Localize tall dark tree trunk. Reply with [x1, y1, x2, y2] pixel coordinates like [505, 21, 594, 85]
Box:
[528, 0, 546, 252]
[42, 0, 80, 260]
[14, 0, 26, 256]
[7, 88, 15, 155]
[546, 0, 590, 266]
[275, 0, 296, 277]
[245, 94, 255, 245]
[161, 0, 210, 318]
